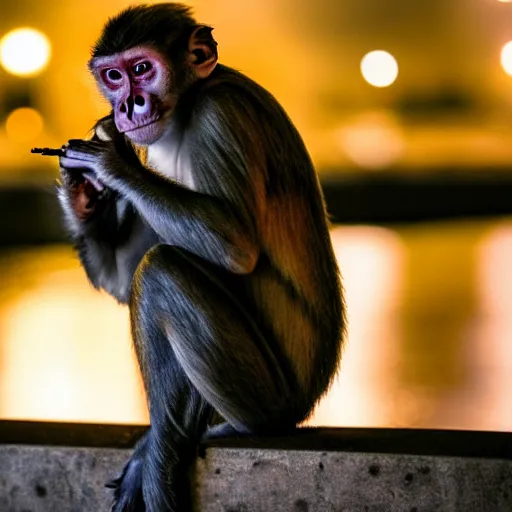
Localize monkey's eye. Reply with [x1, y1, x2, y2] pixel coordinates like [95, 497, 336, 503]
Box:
[133, 61, 152, 76]
[105, 69, 123, 82]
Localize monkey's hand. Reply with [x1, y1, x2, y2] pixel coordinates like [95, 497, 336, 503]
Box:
[57, 165, 105, 226]
[60, 138, 145, 193]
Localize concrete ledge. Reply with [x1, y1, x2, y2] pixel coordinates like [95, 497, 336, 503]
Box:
[195, 447, 512, 512]
[0, 444, 127, 511]
[1, 421, 511, 511]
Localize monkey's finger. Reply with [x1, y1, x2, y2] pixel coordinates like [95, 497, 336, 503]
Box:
[63, 148, 97, 162]
[68, 139, 107, 152]
[82, 171, 105, 192]
[60, 156, 96, 170]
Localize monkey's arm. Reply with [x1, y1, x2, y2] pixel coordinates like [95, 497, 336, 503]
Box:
[62, 90, 267, 275]
[57, 171, 158, 303]
[57, 176, 122, 300]
[121, 174, 260, 274]
[58, 115, 160, 302]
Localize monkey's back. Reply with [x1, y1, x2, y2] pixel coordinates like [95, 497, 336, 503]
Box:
[185, 65, 345, 406]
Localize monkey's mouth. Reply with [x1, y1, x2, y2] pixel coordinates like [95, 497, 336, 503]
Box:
[122, 117, 161, 134]
[122, 115, 168, 145]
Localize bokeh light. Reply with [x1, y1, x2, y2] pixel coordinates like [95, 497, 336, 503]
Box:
[339, 112, 405, 169]
[0, 28, 51, 77]
[361, 50, 399, 87]
[500, 41, 512, 76]
[5, 108, 45, 143]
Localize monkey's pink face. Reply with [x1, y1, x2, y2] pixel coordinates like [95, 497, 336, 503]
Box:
[89, 46, 175, 145]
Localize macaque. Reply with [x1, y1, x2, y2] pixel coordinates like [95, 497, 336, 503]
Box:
[50, 4, 345, 511]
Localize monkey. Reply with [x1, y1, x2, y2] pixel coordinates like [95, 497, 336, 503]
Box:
[56, 4, 345, 511]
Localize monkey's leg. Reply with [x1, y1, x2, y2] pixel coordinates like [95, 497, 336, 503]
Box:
[128, 245, 299, 512]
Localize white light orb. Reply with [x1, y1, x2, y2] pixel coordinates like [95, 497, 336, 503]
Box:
[0, 28, 51, 77]
[360, 50, 399, 88]
[501, 41, 512, 76]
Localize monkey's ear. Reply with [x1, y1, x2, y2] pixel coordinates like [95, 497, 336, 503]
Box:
[188, 25, 218, 79]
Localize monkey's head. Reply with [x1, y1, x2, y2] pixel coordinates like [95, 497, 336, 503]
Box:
[88, 4, 218, 145]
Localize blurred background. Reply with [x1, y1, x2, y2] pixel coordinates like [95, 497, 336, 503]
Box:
[0, 0, 511, 432]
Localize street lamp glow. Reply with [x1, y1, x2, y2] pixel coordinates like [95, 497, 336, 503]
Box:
[0, 28, 51, 77]
[360, 50, 399, 88]
[6, 107, 44, 142]
[501, 41, 512, 76]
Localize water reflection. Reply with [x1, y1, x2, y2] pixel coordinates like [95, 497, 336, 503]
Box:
[0, 247, 147, 424]
[393, 222, 478, 429]
[472, 223, 512, 431]
[0, 219, 511, 431]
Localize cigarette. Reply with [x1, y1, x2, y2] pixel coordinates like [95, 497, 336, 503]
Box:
[31, 147, 65, 157]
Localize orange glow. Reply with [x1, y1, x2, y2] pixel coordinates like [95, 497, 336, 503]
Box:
[0, 1, 512, 175]
[5, 108, 45, 143]
[1, 220, 512, 431]
[473, 222, 512, 431]
[0, 248, 148, 424]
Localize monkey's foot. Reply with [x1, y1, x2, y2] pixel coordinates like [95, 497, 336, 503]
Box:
[107, 456, 145, 512]
[203, 422, 250, 440]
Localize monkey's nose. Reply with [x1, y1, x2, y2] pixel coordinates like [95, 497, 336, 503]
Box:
[134, 95, 149, 115]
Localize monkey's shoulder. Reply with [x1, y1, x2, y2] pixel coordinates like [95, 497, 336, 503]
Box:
[201, 65, 272, 98]
[179, 65, 316, 191]
[184, 65, 288, 128]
